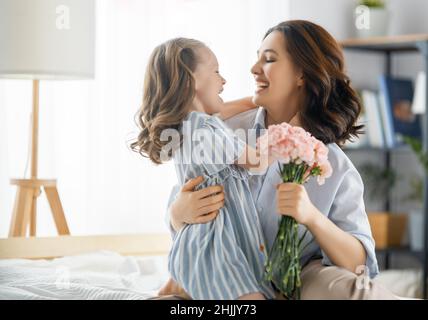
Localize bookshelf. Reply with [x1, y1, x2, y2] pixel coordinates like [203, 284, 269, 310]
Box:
[340, 34, 428, 298]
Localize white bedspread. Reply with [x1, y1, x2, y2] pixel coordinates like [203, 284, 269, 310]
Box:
[0, 251, 169, 300]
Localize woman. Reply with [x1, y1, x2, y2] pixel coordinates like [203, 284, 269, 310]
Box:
[162, 20, 396, 299]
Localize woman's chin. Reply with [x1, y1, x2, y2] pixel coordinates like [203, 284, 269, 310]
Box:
[252, 94, 266, 107]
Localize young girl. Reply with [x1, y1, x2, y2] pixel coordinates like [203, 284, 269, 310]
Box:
[131, 38, 276, 300]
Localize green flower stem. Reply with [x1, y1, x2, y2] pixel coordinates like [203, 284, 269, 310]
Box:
[265, 162, 313, 299]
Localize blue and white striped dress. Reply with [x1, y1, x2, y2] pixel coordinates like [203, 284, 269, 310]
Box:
[168, 111, 276, 300]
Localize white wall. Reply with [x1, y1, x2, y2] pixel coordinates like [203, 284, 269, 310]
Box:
[289, 0, 428, 39]
[0, 0, 293, 237]
[289, 0, 428, 89]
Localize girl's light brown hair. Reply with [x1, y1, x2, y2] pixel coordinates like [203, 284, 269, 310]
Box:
[265, 20, 364, 146]
[130, 38, 206, 164]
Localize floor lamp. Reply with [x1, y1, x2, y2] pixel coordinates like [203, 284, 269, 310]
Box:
[0, 0, 95, 237]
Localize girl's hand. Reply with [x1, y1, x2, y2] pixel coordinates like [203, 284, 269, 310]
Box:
[169, 176, 224, 231]
[276, 182, 321, 227]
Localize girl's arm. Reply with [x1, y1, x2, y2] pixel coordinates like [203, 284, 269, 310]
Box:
[235, 145, 272, 174]
[219, 96, 257, 120]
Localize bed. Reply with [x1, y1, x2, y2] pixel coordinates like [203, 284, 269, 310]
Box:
[0, 234, 422, 299]
[0, 234, 172, 300]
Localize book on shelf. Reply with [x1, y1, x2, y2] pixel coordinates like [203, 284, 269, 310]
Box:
[378, 75, 422, 147]
[412, 71, 426, 115]
[362, 90, 385, 148]
[345, 89, 385, 149]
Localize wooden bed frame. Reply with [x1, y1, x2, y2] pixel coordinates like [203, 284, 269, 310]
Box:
[0, 233, 172, 260]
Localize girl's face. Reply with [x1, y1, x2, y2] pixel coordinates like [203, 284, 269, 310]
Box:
[193, 47, 226, 115]
[251, 31, 304, 122]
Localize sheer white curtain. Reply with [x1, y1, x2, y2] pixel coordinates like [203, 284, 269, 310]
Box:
[0, 0, 290, 237]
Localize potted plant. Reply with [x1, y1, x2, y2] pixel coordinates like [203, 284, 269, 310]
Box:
[359, 162, 396, 208]
[354, 0, 389, 38]
[403, 136, 427, 251]
[359, 162, 407, 249]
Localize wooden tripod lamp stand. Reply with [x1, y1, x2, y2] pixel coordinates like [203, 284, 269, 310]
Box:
[9, 80, 70, 237]
[0, 0, 95, 237]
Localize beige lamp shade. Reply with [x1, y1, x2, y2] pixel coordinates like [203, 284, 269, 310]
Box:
[0, 0, 95, 79]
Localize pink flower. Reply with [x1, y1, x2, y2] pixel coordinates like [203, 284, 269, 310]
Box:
[256, 122, 332, 186]
[317, 161, 333, 185]
[314, 140, 329, 164]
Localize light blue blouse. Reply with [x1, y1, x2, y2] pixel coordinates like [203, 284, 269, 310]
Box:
[168, 111, 276, 300]
[167, 108, 379, 284]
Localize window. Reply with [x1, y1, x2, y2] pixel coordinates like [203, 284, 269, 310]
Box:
[0, 0, 290, 236]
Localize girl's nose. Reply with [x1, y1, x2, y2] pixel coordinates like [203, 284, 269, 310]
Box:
[221, 76, 226, 85]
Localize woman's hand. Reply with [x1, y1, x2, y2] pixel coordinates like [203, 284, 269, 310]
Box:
[169, 176, 225, 232]
[276, 182, 321, 227]
[277, 182, 367, 274]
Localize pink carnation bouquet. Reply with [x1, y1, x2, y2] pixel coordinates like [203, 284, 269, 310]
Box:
[257, 122, 332, 299]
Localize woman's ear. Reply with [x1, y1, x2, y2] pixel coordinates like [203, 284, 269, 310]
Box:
[289, 112, 300, 126]
[296, 73, 304, 87]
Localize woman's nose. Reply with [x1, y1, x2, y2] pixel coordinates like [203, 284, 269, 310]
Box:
[251, 61, 261, 75]
[221, 76, 226, 85]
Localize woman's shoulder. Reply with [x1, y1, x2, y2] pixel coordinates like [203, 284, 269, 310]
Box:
[312, 143, 364, 201]
[327, 143, 360, 178]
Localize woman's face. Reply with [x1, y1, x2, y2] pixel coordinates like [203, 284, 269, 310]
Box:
[251, 31, 304, 122]
[193, 47, 226, 115]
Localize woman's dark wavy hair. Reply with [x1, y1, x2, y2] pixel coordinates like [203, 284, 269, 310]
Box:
[130, 38, 206, 164]
[265, 20, 364, 146]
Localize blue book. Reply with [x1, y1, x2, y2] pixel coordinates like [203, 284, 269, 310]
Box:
[378, 75, 421, 147]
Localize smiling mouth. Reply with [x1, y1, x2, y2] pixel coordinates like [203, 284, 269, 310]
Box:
[217, 89, 224, 101]
[255, 81, 269, 93]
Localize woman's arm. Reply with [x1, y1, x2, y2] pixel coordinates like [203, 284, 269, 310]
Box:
[169, 176, 225, 232]
[306, 208, 367, 273]
[276, 183, 366, 274]
[219, 96, 257, 120]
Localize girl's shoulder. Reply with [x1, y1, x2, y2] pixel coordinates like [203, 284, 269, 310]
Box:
[186, 111, 228, 131]
[186, 111, 212, 127]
